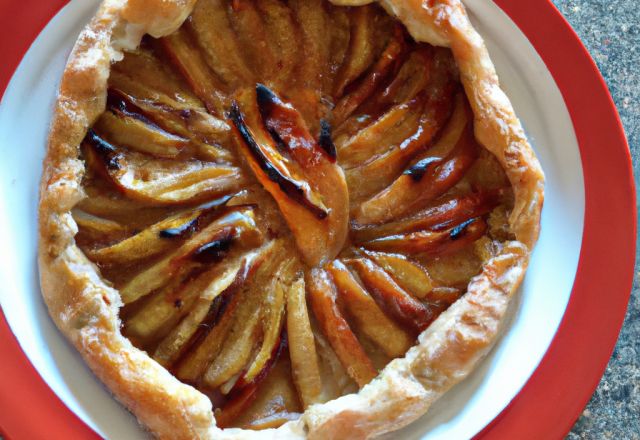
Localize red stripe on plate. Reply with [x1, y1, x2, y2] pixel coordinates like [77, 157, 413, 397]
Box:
[0, 305, 99, 439]
[0, 0, 70, 99]
[474, 0, 636, 439]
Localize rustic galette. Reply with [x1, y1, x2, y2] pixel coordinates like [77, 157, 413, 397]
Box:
[38, 0, 544, 438]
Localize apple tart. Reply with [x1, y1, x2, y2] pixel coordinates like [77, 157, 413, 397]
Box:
[38, 0, 544, 438]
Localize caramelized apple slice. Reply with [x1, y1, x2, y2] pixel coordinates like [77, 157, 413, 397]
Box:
[311, 319, 358, 401]
[286, 278, 322, 409]
[288, 0, 349, 126]
[204, 252, 296, 390]
[234, 277, 287, 388]
[71, 209, 129, 240]
[109, 46, 203, 110]
[344, 256, 433, 335]
[225, 255, 299, 393]
[225, 0, 274, 82]
[353, 112, 479, 226]
[93, 109, 187, 158]
[253, 0, 301, 89]
[74, 187, 175, 228]
[153, 243, 272, 369]
[160, 27, 228, 115]
[363, 251, 433, 300]
[362, 217, 489, 256]
[337, 94, 425, 170]
[352, 189, 503, 243]
[173, 241, 282, 381]
[332, 5, 388, 100]
[123, 260, 234, 347]
[236, 352, 302, 430]
[371, 48, 432, 108]
[202, 292, 263, 390]
[152, 262, 241, 368]
[219, 345, 301, 430]
[87, 196, 232, 266]
[327, 261, 414, 358]
[118, 207, 262, 304]
[306, 268, 378, 388]
[215, 382, 260, 430]
[331, 23, 405, 127]
[84, 130, 246, 205]
[232, 88, 348, 265]
[231, 97, 327, 217]
[174, 283, 243, 382]
[186, 0, 254, 91]
[344, 83, 459, 201]
[105, 88, 232, 163]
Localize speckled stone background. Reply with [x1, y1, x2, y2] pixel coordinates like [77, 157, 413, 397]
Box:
[547, 0, 640, 439]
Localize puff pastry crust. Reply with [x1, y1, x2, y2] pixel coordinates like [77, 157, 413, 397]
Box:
[38, 0, 544, 438]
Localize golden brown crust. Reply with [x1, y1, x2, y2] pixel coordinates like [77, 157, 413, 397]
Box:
[38, 0, 544, 439]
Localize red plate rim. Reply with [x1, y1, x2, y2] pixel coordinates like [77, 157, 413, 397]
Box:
[0, 0, 635, 439]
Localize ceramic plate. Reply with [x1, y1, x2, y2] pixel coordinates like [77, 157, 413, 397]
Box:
[0, 0, 634, 439]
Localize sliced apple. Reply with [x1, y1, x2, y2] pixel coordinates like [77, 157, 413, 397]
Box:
[172, 240, 282, 381]
[231, 96, 327, 218]
[86, 196, 231, 266]
[104, 87, 233, 163]
[327, 261, 414, 358]
[202, 292, 263, 390]
[109, 46, 203, 110]
[225, 0, 274, 82]
[362, 217, 489, 256]
[214, 381, 260, 429]
[153, 242, 273, 369]
[71, 208, 129, 240]
[83, 130, 247, 206]
[331, 5, 389, 100]
[186, 0, 254, 91]
[253, 0, 301, 89]
[152, 263, 241, 368]
[118, 207, 262, 304]
[173, 282, 242, 383]
[352, 110, 479, 227]
[232, 87, 349, 266]
[160, 27, 228, 116]
[93, 109, 187, 158]
[344, 257, 433, 335]
[233, 278, 286, 389]
[306, 268, 378, 388]
[352, 188, 503, 243]
[123, 260, 232, 347]
[336, 94, 425, 170]
[288, 0, 350, 122]
[362, 251, 433, 300]
[235, 352, 302, 430]
[426, 287, 463, 305]
[285, 0, 329, 130]
[256, 86, 348, 245]
[370, 48, 432, 108]
[331, 23, 405, 128]
[218, 345, 300, 430]
[286, 277, 322, 409]
[342, 48, 459, 201]
[203, 250, 296, 390]
[344, 84, 459, 201]
[74, 186, 177, 229]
